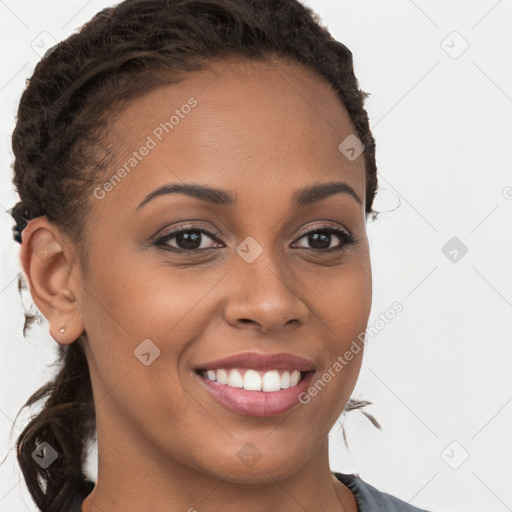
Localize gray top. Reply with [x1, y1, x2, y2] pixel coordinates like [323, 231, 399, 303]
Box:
[333, 472, 433, 512]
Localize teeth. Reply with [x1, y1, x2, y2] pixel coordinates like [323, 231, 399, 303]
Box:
[281, 370, 291, 389]
[227, 369, 244, 388]
[216, 369, 228, 384]
[244, 369, 261, 391]
[203, 368, 303, 391]
[262, 370, 280, 392]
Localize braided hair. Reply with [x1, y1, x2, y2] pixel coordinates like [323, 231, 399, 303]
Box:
[8, 1, 380, 510]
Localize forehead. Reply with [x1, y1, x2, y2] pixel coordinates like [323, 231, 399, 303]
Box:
[95, 56, 365, 213]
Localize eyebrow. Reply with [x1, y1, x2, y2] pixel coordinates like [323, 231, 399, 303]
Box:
[135, 180, 362, 211]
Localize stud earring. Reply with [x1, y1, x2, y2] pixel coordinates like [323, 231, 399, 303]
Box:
[59, 326, 66, 333]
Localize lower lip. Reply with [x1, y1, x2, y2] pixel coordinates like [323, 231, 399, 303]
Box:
[196, 371, 315, 417]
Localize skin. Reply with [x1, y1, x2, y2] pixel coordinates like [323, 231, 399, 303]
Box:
[20, 56, 372, 512]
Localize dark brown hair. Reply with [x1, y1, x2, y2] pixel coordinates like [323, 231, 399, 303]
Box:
[8, 0, 380, 510]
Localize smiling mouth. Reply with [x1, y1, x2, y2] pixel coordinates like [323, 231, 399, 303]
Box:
[194, 366, 316, 417]
[194, 367, 311, 392]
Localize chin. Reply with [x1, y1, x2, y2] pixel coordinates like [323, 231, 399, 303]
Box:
[196, 444, 308, 485]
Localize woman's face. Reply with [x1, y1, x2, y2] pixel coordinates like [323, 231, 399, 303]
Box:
[75, 57, 372, 482]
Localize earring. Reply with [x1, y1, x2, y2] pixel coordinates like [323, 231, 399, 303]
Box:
[59, 326, 66, 333]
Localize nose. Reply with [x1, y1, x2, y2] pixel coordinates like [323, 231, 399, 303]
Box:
[223, 253, 309, 334]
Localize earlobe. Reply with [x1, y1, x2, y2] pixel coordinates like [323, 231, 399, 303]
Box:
[19, 217, 85, 345]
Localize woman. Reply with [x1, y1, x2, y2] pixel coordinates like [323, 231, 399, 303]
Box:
[9, 0, 433, 511]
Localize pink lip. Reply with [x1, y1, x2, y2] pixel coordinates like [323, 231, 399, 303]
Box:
[196, 370, 315, 417]
[195, 351, 316, 372]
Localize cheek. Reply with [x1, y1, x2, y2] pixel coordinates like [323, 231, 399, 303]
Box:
[300, 263, 371, 422]
[79, 256, 206, 432]
[303, 258, 371, 389]
[82, 248, 220, 337]
[302, 256, 372, 335]
[79, 251, 231, 404]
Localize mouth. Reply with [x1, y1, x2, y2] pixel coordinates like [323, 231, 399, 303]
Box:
[193, 351, 316, 417]
[194, 367, 311, 392]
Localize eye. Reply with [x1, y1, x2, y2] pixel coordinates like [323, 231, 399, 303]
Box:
[291, 225, 356, 252]
[153, 225, 223, 254]
[152, 223, 356, 255]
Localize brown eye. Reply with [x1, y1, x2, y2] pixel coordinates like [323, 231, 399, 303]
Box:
[154, 225, 224, 254]
[292, 226, 356, 252]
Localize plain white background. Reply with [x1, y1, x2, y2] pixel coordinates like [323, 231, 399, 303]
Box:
[1, 1, 511, 511]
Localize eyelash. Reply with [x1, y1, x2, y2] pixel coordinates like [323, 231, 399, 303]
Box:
[153, 223, 357, 255]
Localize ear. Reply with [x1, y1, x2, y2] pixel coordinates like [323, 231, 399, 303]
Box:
[19, 216, 85, 345]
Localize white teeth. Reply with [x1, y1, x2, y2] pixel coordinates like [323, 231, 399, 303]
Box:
[262, 370, 281, 392]
[203, 368, 304, 391]
[216, 369, 228, 384]
[280, 370, 291, 389]
[244, 369, 262, 391]
[227, 369, 244, 388]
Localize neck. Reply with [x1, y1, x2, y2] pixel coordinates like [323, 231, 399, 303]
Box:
[82, 427, 355, 512]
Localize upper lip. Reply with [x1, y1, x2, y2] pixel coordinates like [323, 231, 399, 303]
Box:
[196, 352, 316, 372]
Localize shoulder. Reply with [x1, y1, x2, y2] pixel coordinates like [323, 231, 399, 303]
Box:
[333, 472, 434, 512]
